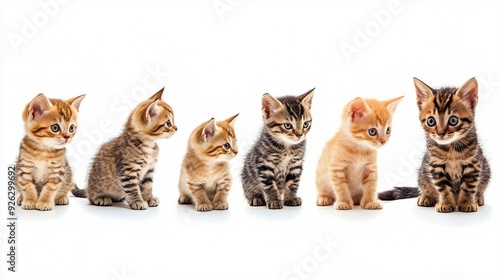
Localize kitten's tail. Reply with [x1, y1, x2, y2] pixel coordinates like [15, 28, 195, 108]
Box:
[378, 187, 419, 201]
[71, 184, 87, 198]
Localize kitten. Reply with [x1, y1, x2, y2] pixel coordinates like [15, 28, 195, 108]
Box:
[178, 114, 239, 211]
[316, 96, 403, 210]
[72, 88, 177, 210]
[378, 78, 490, 213]
[241, 88, 314, 209]
[15, 93, 85, 211]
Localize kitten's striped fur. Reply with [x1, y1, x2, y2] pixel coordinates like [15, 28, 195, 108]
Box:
[379, 78, 491, 213]
[16, 93, 85, 211]
[316, 96, 403, 210]
[241, 88, 314, 209]
[178, 114, 239, 211]
[72, 88, 177, 210]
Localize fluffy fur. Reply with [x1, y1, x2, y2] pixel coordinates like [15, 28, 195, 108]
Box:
[241, 88, 314, 209]
[178, 114, 239, 211]
[316, 96, 403, 210]
[72, 88, 176, 210]
[15, 93, 85, 210]
[379, 78, 491, 213]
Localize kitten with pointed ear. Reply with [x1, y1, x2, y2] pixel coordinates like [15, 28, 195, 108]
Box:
[178, 114, 239, 211]
[72, 87, 177, 210]
[378, 77, 491, 213]
[242, 88, 315, 209]
[316, 95, 403, 210]
[15, 93, 85, 210]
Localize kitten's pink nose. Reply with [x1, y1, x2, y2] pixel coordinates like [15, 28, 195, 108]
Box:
[380, 140, 386, 145]
[63, 135, 70, 140]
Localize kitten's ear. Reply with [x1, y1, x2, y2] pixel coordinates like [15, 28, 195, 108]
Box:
[457, 77, 478, 109]
[348, 97, 370, 121]
[385, 96, 404, 114]
[262, 93, 283, 119]
[27, 93, 53, 121]
[224, 113, 239, 126]
[67, 94, 86, 111]
[299, 88, 315, 110]
[145, 100, 160, 124]
[149, 87, 164, 101]
[202, 118, 218, 142]
[413, 77, 434, 109]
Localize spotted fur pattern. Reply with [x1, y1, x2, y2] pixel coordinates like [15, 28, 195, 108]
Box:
[72, 88, 177, 210]
[414, 77, 490, 212]
[241, 88, 314, 209]
[178, 115, 239, 211]
[15, 93, 85, 211]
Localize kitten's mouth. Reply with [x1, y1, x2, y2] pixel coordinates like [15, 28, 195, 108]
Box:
[432, 135, 455, 145]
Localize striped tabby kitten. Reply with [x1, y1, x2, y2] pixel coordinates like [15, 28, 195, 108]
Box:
[316, 96, 403, 210]
[178, 114, 239, 211]
[379, 78, 490, 213]
[72, 88, 177, 210]
[241, 88, 314, 209]
[16, 93, 85, 211]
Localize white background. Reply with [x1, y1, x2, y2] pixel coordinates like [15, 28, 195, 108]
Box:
[1, 1, 499, 279]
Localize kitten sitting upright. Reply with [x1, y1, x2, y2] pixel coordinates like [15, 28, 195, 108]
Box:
[178, 115, 239, 211]
[16, 93, 85, 211]
[378, 78, 491, 212]
[316, 96, 403, 210]
[241, 88, 314, 209]
[72, 88, 177, 210]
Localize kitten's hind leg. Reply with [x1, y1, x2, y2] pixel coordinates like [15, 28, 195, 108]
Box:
[89, 195, 113, 206]
[247, 193, 265, 206]
[417, 172, 439, 207]
[284, 179, 302, 207]
[316, 173, 335, 206]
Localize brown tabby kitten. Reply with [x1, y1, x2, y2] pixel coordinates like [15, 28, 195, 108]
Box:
[72, 88, 177, 210]
[316, 96, 403, 210]
[178, 114, 239, 211]
[16, 93, 85, 211]
[379, 78, 491, 213]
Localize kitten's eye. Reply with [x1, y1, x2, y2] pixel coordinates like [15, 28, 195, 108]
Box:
[427, 117, 436, 127]
[284, 123, 293, 130]
[166, 120, 172, 128]
[69, 124, 75, 133]
[368, 128, 377, 136]
[448, 116, 459, 126]
[223, 142, 231, 150]
[303, 121, 310, 129]
[50, 124, 60, 133]
[386, 127, 391, 134]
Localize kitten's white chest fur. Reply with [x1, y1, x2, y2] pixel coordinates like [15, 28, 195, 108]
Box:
[33, 160, 50, 184]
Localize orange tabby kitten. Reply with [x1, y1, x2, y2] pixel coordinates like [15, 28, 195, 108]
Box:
[16, 93, 85, 210]
[316, 96, 403, 210]
[178, 114, 239, 211]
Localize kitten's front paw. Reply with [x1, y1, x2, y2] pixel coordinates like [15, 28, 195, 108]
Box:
[317, 195, 334, 206]
[213, 201, 228, 210]
[267, 199, 284, 209]
[435, 202, 456, 213]
[417, 195, 437, 207]
[248, 197, 265, 206]
[22, 199, 37, 210]
[55, 196, 69, 205]
[458, 201, 478, 212]
[284, 197, 302, 207]
[476, 194, 485, 206]
[334, 201, 353, 210]
[361, 200, 383, 210]
[36, 200, 55, 211]
[196, 203, 213, 212]
[129, 200, 148, 210]
[91, 196, 113, 206]
[147, 197, 160, 207]
[178, 195, 193, 204]
[17, 195, 24, 206]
